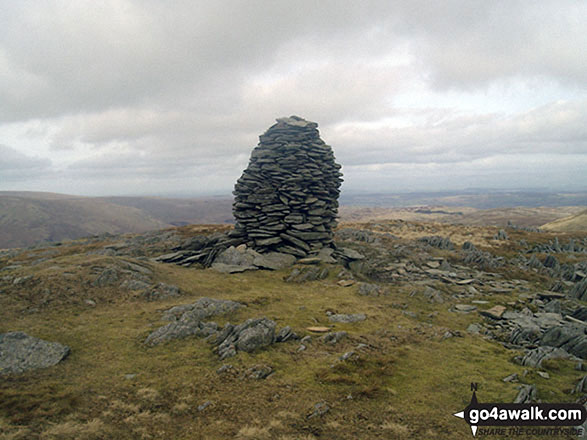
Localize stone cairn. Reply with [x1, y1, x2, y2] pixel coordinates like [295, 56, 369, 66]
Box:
[229, 115, 343, 257]
[157, 116, 343, 267]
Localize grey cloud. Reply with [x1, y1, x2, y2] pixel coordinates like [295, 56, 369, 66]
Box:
[2, 1, 584, 123]
[327, 100, 587, 166]
[0, 0, 585, 195]
[0, 144, 52, 180]
[344, 153, 587, 192]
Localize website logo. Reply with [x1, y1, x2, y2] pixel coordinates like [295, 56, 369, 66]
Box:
[454, 383, 586, 437]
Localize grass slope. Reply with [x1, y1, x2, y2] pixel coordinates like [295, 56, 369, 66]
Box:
[1, 222, 585, 439]
[542, 209, 587, 232]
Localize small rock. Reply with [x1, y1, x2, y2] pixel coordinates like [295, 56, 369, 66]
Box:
[328, 313, 366, 323]
[337, 279, 355, 287]
[144, 282, 180, 301]
[306, 327, 330, 333]
[120, 279, 151, 291]
[245, 364, 273, 380]
[285, 266, 329, 283]
[453, 304, 477, 313]
[216, 364, 233, 374]
[514, 384, 537, 404]
[216, 317, 276, 359]
[339, 248, 365, 260]
[275, 326, 298, 343]
[467, 323, 482, 334]
[357, 283, 381, 297]
[339, 351, 355, 361]
[521, 346, 572, 368]
[322, 331, 347, 345]
[307, 401, 330, 419]
[502, 373, 519, 383]
[211, 263, 257, 274]
[572, 375, 587, 394]
[456, 279, 475, 285]
[543, 300, 561, 314]
[92, 268, 118, 287]
[298, 257, 322, 265]
[479, 305, 506, 319]
[197, 401, 212, 411]
[420, 286, 444, 304]
[537, 371, 550, 379]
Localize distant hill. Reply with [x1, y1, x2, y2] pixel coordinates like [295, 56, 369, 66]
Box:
[541, 209, 587, 232]
[99, 196, 234, 226]
[0, 192, 237, 249]
[1, 191, 585, 249]
[340, 190, 587, 209]
[338, 205, 584, 228]
[0, 193, 169, 248]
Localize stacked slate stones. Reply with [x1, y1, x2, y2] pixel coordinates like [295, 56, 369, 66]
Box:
[229, 116, 343, 257]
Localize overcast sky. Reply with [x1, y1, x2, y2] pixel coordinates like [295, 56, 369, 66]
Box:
[1, 0, 586, 196]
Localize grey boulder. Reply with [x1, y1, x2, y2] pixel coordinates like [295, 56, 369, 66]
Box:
[216, 317, 276, 359]
[0, 332, 70, 375]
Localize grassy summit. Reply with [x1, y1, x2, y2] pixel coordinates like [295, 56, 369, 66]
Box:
[0, 221, 585, 439]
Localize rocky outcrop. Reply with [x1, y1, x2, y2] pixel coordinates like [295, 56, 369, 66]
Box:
[0, 332, 70, 374]
[145, 298, 243, 346]
[215, 317, 276, 360]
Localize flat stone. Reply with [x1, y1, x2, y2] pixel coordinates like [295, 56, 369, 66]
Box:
[337, 279, 355, 287]
[298, 257, 322, 265]
[328, 313, 366, 323]
[322, 331, 347, 345]
[255, 237, 282, 246]
[502, 373, 518, 382]
[456, 279, 475, 285]
[479, 305, 507, 319]
[307, 326, 330, 333]
[340, 248, 365, 260]
[316, 247, 336, 264]
[537, 291, 566, 300]
[252, 252, 296, 270]
[211, 263, 257, 274]
[453, 304, 477, 313]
